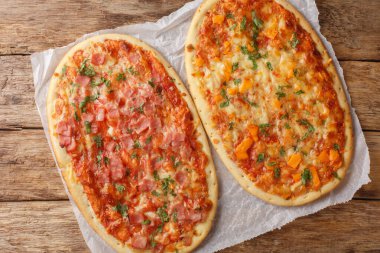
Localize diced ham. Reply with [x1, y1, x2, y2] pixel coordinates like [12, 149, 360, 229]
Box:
[129, 213, 145, 225]
[161, 127, 185, 149]
[109, 156, 126, 181]
[107, 108, 120, 120]
[175, 171, 188, 187]
[66, 137, 77, 152]
[91, 53, 105, 66]
[139, 179, 155, 192]
[91, 123, 99, 134]
[96, 108, 105, 121]
[75, 75, 90, 86]
[180, 143, 192, 160]
[121, 137, 134, 150]
[183, 236, 192, 246]
[82, 113, 94, 123]
[59, 135, 71, 148]
[128, 52, 140, 65]
[97, 167, 110, 184]
[56, 121, 72, 136]
[188, 211, 202, 222]
[131, 235, 147, 249]
[151, 118, 162, 130]
[134, 116, 151, 134]
[105, 141, 117, 152]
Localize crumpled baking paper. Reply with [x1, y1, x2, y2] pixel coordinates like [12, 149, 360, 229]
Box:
[31, 0, 371, 252]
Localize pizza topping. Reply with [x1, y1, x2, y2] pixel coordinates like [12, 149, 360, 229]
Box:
[191, 0, 346, 199]
[53, 39, 212, 251]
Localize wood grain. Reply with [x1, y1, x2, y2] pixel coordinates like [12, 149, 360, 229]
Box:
[316, 0, 380, 61]
[0, 200, 378, 253]
[0, 0, 378, 60]
[0, 129, 378, 201]
[1, 56, 379, 130]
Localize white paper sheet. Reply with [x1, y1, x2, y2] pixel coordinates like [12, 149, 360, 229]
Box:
[31, 1, 371, 252]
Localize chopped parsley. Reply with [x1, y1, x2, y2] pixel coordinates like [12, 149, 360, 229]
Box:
[228, 122, 234, 130]
[61, 65, 67, 76]
[233, 78, 242, 85]
[114, 184, 125, 193]
[145, 136, 152, 144]
[116, 73, 126, 81]
[172, 212, 178, 222]
[148, 79, 155, 88]
[153, 170, 160, 181]
[151, 190, 160, 196]
[103, 156, 110, 165]
[226, 13, 234, 19]
[133, 140, 141, 149]
[79, 94, 99, 112]
[113, 203, 128, 218]
[74, 111, 80, 121]
[230, 23, 237, 31]
[280, 147, 286, 156]
[232, 62, 239, 72]
[240, 16, 247, 31]
[268, 161, 277, 166]
[137, 103, 144, 114]
[93, 135, 103, 148]
[266, 62, 273, 71]
[274, 167, 281, 179]
[259, 123, 270, 133]
[240, 46, 249, 55]
[252, 11, 263, 29]
[142, 219, 151, 225]
[157, 206, 170, 223]
[333, 171, 341, 180]
[276, 91, 286, 99]
[301, 168, 312, 185]
[84, 121, 91, 134]
[79, 59, 96, 77]
[244, 97, 258, 107]
[285, 123, 291, 129]
[257, 153, 265, 163]
[96, 152, 102, 166]
[290, 32, 300, 48]
[127, 66, 138, 75]
[220, 89, 230, 108]
[131, 152, 138, 159]
[297, 119, 315, 140]
[333, 143, 340, 151]
[295, 90, 305, 95]
[161, 176, 175, 196]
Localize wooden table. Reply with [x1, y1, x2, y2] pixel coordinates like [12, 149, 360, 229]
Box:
[0, 0, 379, 252]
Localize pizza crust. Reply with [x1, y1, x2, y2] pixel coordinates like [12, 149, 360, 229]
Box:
[185, 0, 354, 206]
[47, 34, 218, 252]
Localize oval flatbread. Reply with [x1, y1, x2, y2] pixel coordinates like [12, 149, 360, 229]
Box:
[47, 34, 217, 252]
[185, 0, 353, 206]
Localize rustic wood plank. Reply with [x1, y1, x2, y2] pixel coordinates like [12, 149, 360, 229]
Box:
[0, 0, 378, 60]
[0, 200, 378, 252]
[0, 129, 378, 201]
[0, 201, 89, 253]
[1, 56, 379, 130]
[221, 200, 380, 253]
[317, 0, 380, 61]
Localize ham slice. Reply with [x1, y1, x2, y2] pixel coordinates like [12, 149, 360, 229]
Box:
[82, 113, 94, 123]
[96, 108, 105, 121]
[129, 213, 144, 225]
[109, 156, 126, 181]
[75, 75, 90, 86]
[131, 235, 147, 249]
[91, 53, 105, 66]
[175, 171, 188, 187]
[139, 179, 155, 192]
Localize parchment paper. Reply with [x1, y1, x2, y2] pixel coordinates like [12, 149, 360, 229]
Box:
[31, 1, 371, 252]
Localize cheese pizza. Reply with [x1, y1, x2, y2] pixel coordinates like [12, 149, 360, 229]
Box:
[47, 34, 217, 252]
[185, 0, 353, 206]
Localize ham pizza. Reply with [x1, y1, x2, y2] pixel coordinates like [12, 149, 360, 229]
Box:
[185, 0, 353, 206]
[47, 34, 217, 252]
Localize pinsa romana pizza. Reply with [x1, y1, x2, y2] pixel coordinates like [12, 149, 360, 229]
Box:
[47, 34, 217, 252]
[185, 0, 353, 206]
